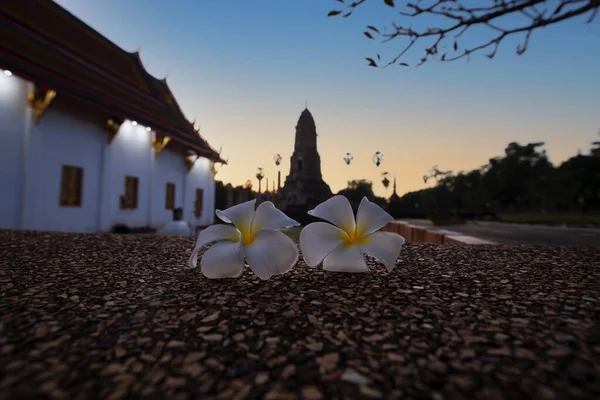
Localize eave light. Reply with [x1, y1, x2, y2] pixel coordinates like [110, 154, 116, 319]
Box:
[4, 70, 12, 76]
[132, 121, 138, 126]
[146, 127, 151, 132]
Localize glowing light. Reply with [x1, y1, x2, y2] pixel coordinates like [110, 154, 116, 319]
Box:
[4, 70, 12, 76]
[146, 127, 151, 132]
[132, 121, 138, 126]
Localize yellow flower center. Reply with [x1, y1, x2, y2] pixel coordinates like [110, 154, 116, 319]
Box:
[242, 232, 254, 246]
[239, 223, 258, 246]
[341, 225, 367, 247]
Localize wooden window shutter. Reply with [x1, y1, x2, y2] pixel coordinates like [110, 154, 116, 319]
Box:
[132, 177, 138, 209]
[60, 165, 83, 207]
[166, 183, 175, 210]
[194, 188, 204, 218]
[59, 166, 70, 206]
[74, 167, 83, 206]
[122, 176, 139, 209]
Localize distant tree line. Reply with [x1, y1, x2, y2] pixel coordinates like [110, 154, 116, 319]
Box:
[387, 139, 600, 219]
[214, 137, 599, 222]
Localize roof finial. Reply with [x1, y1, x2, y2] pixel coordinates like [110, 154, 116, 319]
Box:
[393, 175, 397, 195]
[305, 100, 308, 109]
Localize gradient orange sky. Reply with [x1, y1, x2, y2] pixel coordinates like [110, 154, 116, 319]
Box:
[54, 0, 600, 197]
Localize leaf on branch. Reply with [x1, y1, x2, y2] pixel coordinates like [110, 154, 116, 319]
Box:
[328, 10, 342, 17]
[364, 31, 374, 39]
[365, 58, 378, 67]
[366, 25, 380, 34]
[343, 11, 353, 17]
[399, 62, 409, 67]
[453, 41, 458, 51]
[384, 0, 395, 7]
[376, 53, 381, 60]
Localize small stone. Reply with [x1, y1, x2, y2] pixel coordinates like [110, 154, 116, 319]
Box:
[341, 368, 370, 385]
[166, 340, 185, 348]
[515, 348, 535, 360]
[387, 353, 405, 362]
[301, 385, 323, 400]
[201, 311, 220, 322]
[360, 385, 383, 398]
[100, 363, 123, 375]
[183, 352, 204, 365]
[164, 377, 186, 388]
[306, 342, 323, 352]
[202, 334, 223, 341]
[548, 347, 570, 357]
[114, 346, 126, 358]
[255, 372, 269, 384]
[487, 347, 511, 356]
[281, 364, 296, 378]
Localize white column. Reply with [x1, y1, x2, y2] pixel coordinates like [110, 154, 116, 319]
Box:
[19, 82, 34, 229]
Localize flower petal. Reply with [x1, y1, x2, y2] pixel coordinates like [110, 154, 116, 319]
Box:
[215, 199, 256, 236]
[359, 231, 405, 272]
[355, 197, 394, 238]
[251, 201, 300, 235]
[322, 244, 369, 273]
[188, 224, 241, 269]
[307, 195, 355, 234]
[200, 240, 245, 279]
[243, 229, 299, 280]
[299, 222, 347, 267]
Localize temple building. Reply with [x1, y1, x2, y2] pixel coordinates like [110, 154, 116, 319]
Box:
[0, 0, 226, 233]
[278, 108, 332, 222]
[386, 176, 403, 218]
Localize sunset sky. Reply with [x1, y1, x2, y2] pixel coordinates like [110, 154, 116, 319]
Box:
[55, 0, 600, 197]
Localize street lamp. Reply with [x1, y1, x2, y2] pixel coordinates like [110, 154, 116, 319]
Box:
[274, 154, 282, 193]
[256, 167, 265, 193]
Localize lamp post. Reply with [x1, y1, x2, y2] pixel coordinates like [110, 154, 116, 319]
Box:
[274, 154, 282, 193]
[381, 172, 390, 191]
[372, 151, 384, 167]
[256, 167, 265, 194]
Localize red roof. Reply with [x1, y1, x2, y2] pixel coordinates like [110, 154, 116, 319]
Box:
[0, 0, 225, 163]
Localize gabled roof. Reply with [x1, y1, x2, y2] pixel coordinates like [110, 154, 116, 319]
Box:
[0, 0, 225, 163]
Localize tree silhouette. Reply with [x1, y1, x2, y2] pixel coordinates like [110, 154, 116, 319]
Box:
[328, 0, 599, 68]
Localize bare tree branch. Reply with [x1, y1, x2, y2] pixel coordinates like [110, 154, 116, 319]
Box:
[328, 0, 600, 67]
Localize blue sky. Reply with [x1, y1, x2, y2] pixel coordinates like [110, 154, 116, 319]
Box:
[55, 0, 600, 196]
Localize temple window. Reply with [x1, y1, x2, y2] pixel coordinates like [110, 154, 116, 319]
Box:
[59, 165, 83, 207]
[121, 176, 139, 209]
[165, 183, 175, 210]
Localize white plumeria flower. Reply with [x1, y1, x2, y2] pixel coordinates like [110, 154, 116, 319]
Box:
[299, 195, 405, 273]
[188, 200, 300, 280]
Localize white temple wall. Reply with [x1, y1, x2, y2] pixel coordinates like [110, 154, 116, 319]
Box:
[22, 94, 105, 232]
[151, 147, 187, 228]
[0, 71, 29, 230]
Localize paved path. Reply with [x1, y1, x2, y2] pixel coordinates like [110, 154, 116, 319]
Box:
[402, 220, 600, 246]
[1, 230, 599, 399]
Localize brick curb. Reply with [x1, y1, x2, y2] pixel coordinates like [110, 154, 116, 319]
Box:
[383, 221, 496, 245]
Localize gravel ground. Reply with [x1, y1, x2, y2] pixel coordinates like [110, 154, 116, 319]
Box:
[1, 230, 599, 400]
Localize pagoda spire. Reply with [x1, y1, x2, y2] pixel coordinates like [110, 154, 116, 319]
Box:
[393, 175, 397, 195]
